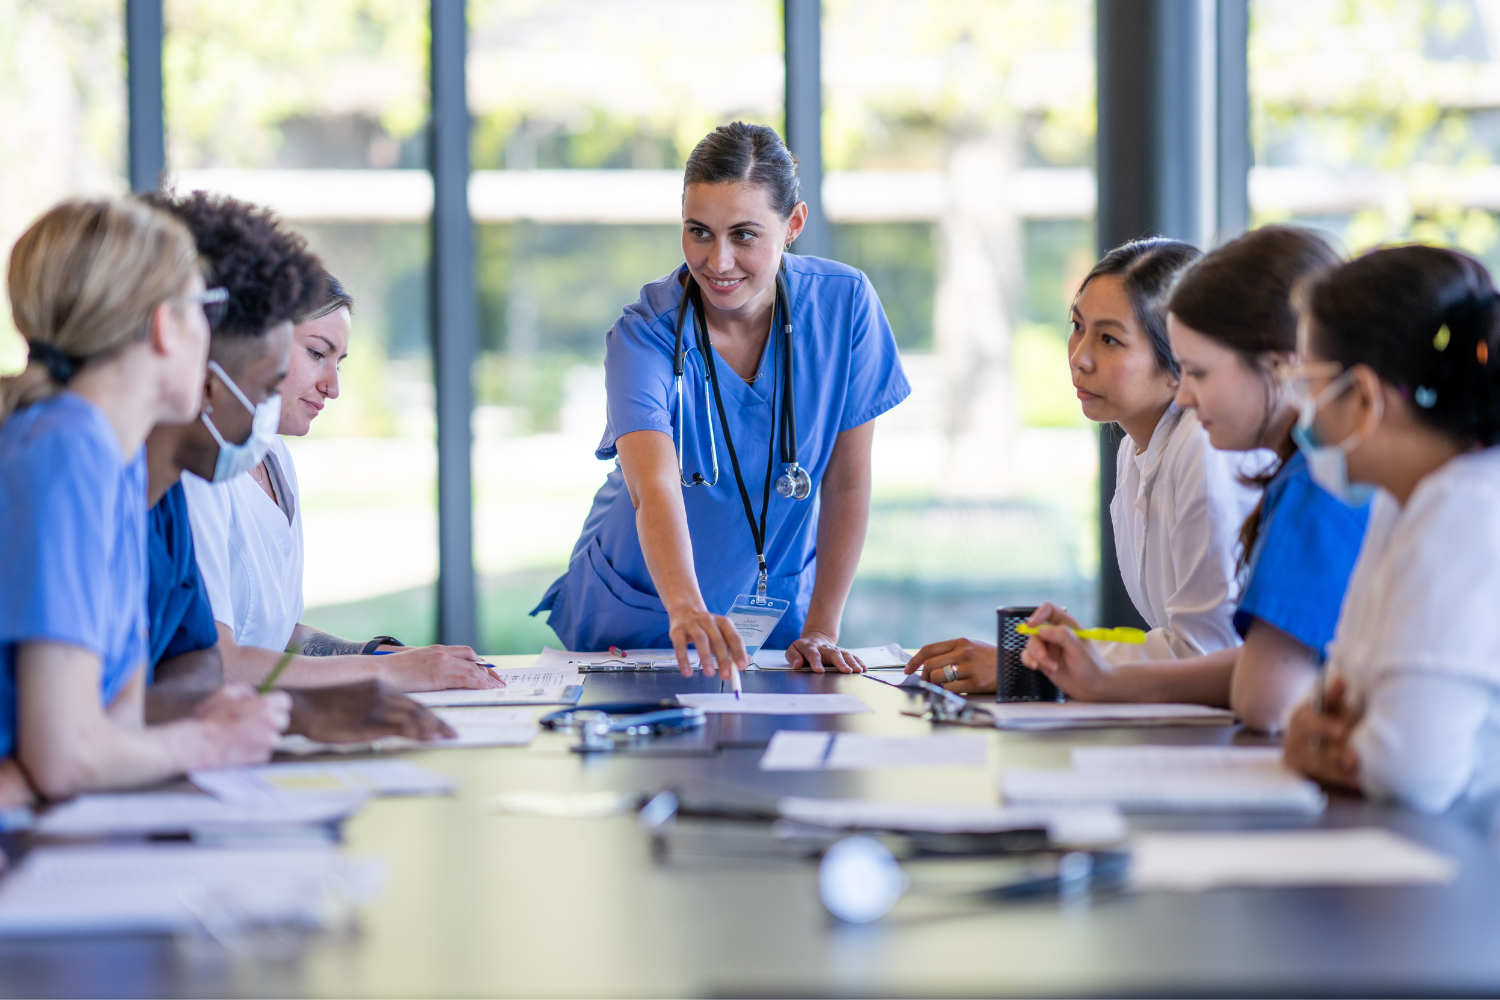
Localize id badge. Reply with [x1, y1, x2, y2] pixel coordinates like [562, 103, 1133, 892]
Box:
[727, 593, 790, 657]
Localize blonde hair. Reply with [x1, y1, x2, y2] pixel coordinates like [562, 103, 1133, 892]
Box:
[1, 198, 200, 423]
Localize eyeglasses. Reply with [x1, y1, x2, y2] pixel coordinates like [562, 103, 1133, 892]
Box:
[180, 287, 229, 329]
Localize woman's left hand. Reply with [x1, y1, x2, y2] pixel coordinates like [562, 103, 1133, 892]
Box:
[786, 631, 866, 673]
[1283, 676, 1362, 791]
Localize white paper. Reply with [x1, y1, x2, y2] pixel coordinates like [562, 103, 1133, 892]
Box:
[776, 797, 1127, 846]
[759, 730, 988, 770]
[982, 701, 1236, 730]
[675, 693, 873, 715]
[1129, 828, 1457, 892]
[0, 845, 382, 936]
[412, 666, 582, 707]
[752, 643, 910, 670]
[191, 760, 454, 804]
[275, 707, 540, 755]
[532, 646, 693, 670]
[759, 731, 834, 769]
[1000, 767, 1326, 814]
[1071, 745, 1287, 775]
[34, 791, 369, 837]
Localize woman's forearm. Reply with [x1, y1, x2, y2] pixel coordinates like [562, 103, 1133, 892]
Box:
[802, 422, 875, 639]
[18, 644, 218, 798]
[1229, 619, 1319, 733]
[617, 430, 708, 614]
[1104, 646, 1238, 705]
[217, 630, 379, 688]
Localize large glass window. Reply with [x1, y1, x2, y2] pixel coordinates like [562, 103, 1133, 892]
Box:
[0, 0, 126, 375]
[824, 0, 1098, 644]
[1250, 0, 1500, 263]
[162, 0, 439, 643]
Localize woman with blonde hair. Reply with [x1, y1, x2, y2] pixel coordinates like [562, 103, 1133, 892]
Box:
[0, 198, 288, 803]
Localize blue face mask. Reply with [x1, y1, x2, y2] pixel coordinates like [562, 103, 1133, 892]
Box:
[200, 360, 282, 483]
[1292, 369, 1377, 507]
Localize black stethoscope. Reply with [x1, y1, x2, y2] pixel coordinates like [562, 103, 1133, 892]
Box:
[672, 263, 811, 593]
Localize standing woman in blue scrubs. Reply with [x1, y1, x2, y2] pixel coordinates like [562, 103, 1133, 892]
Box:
[534, 123, 910, 674]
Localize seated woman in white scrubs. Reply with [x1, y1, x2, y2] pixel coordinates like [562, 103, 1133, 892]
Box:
[908, 239, 1264, 685]
[1285, 246, 1500, 814]
[158, 192, 498, 692]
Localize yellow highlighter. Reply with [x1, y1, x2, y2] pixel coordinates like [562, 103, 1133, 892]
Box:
[1015, 624, 1147, 644]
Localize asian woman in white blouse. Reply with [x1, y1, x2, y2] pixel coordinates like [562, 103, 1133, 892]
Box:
[1285, 245, 1500, 813]
[908, 239, 1264, 688]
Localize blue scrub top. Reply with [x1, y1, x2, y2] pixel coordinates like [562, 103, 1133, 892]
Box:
[147, 481, 221, 679]
[1233, 450, 1371, 658]
[0, 392, 147, 756]
[534, 255, 911, 651]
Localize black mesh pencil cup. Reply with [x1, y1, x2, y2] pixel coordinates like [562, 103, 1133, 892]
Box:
[997, 605, 1065, 703]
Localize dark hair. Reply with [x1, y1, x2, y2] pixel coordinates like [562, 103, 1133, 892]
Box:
[1075, 238, 1202, 377]
[141, 190, 325, 364]
[296, 273, 355, 324]
[1302, 245, 1500, 448]
[683, 122, 800, 220]
[1168, 225, 1344, 567]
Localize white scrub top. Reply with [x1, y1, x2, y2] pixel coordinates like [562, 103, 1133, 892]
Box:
[181, 436, 304, 652]
[1106, 404, 1268, 663]
[1325, 447, 1500, 814]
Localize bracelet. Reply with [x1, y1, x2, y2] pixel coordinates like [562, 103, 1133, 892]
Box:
[361, 635, 404, 656]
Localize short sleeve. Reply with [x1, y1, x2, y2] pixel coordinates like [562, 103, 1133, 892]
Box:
[1234, 455, 1371, 656]
[180, 471, 236, 626]
[159, 582, 220, 665]
[0, 425, 117, 656]
[840, 274, 911, 432]
[597, 283, 677, 460]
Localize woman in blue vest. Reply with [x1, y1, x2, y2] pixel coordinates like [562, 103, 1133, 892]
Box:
[534, 123, 910, 677]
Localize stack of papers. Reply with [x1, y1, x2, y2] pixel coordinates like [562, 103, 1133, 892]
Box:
[674, 693, 872, 715]
[530, 644, 909, 671]
[0, 845, 382, 936]
[981, 701, 1236, 730]
[1129, 828, 1457, 891]
[33, 791, 368, 838]
[1001, 745, 1326, 814]
[415, 663, 582, 706]
[776, 797, 1127, 846]
[191, 760, 453, 804]
[753, 643, 910, 670]
[276, 706, 541, 755]
[759, 730, 988, 770]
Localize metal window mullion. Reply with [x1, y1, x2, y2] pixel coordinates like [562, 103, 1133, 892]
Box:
[783, 0, 830, 259]
[126, 0, 164, 194]
[429, 0, 478, 648]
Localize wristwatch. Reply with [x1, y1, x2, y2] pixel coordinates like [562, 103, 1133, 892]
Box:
[361, 635, 405, 656]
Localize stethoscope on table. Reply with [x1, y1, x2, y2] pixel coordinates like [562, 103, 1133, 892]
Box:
[673, 263, 811, 595]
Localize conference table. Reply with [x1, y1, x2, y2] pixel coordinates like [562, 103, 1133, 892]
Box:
[4, 657, 1500, 998]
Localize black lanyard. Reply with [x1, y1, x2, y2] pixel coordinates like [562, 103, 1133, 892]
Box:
[686, 279, 781, 593]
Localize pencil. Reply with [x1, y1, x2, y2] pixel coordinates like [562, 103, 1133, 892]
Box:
[732, 660, 742, 700]
[258, 645, 301, 694]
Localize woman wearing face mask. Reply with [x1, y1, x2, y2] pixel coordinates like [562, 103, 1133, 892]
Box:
[158, 192, 498, 692]
[1284, 246, 1500, 813]
[533, 122, 910, 679]
[0, 199, 288, 802]
[1013, 227, 1367, 732]
[907, 238, 1267, 693]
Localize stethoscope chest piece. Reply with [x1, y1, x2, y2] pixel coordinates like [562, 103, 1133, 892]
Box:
[775, 463, 812, 500]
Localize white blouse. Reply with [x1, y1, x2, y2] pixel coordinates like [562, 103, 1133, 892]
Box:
[182, 436, 304, 652]
[1106, 404, 1268, 663]
[1325, 447, 1500, 814]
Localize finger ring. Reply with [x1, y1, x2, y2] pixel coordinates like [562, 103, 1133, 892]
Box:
[943, 665, 959, 683]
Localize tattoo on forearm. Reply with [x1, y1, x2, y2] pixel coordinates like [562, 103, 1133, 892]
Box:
[297, 631, 366, 657]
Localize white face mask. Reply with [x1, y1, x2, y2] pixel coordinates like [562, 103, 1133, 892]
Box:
[1290, 368, 1377, 506]
[200, 360, 282, 483]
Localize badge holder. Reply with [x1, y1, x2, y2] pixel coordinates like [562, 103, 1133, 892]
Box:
[726, 593, 789, 659]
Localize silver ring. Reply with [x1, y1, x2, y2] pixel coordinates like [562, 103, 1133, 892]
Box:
[943, 664, 959, 683]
